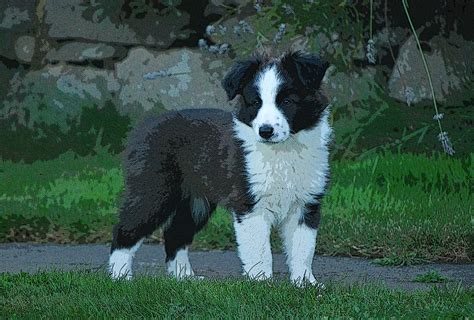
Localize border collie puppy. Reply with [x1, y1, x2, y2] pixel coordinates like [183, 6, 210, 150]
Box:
[109, 51, 331, 285]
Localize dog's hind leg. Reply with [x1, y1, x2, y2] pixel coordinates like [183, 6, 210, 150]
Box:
[109, 235, 143, 280]
[164, 198, 216, 279]
[109, 186, 179, 280]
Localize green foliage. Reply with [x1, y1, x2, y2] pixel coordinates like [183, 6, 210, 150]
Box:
[0, 101, 131, 163]
[1, 151, 471, 263]
[230, 0, 369, 68]
[277, 0, 367, 66]
[332, 94, 474, 159]
[413, 270, 451, 283]
[0, 271, 472, 318]
[372, 254, 425, 267]
[194, 207, 235, 250]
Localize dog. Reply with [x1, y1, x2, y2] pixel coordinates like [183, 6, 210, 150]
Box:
[109, 51, 331, 285]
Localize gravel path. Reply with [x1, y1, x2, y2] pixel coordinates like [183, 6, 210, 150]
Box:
[1, 243, 472, 291]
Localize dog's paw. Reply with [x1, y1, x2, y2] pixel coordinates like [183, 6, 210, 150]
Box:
[243, 269, 273, 282]
[109, 264, 133, 281]
[291, 273, 325, 290]
[168, 266, 207, 281]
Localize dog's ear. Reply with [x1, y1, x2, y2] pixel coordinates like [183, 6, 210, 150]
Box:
[222, 57, 261, 100]
[281, 51, 329, 89]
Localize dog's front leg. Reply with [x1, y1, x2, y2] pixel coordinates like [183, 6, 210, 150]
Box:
[281, 209, 319, 285]
[233, 211, 273, 280]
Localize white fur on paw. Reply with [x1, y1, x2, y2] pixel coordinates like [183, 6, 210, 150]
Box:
[167, 262, 195, 279]
[109, 240, 143, 280]
[167, 247, 196, 280]
[109, 266, 133, 280]
[292, 273, 325, 290]
[109, 250, 133, 280]
[244, 268, 272, 281]
[243, 261, 273, 281]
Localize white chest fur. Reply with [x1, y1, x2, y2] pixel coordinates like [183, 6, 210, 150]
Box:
[233, 111, 331, 224]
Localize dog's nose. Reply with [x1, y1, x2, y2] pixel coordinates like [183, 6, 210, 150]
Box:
[259, 124, 274, 139]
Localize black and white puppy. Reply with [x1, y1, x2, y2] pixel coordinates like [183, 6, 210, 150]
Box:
[109, 51, 331, 285]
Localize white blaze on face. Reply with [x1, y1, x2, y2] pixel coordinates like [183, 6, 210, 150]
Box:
[253, 65, 290, 143]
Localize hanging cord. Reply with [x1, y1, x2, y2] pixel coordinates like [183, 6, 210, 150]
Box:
[369, 0, 373, 39]
[366, 0, 376, 64]
[401, 0, 454, 155]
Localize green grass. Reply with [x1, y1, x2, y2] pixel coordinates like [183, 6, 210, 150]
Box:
[319, 153, 473, 264]
[413, 271, 451, 284]
[0, 271, 472, 319]
[0, 150, 472, 264]
[0, 149, 121, 242]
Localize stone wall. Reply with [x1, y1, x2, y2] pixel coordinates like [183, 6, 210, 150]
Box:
[0, 1, 250, 125]
[1, 0, 472, 161]
[0, 0, 254, 161]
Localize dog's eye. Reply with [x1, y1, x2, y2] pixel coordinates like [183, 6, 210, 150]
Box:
[282, 98, 292, 106]
[251, 99, 261, 107]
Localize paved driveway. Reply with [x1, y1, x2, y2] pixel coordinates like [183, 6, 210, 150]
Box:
[1, 243, 472, 291]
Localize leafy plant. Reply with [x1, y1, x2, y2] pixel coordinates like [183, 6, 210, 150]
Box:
[413, 270, 451, 283]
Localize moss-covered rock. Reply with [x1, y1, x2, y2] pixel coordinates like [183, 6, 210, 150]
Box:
[388, 33, 474, 104]
[0, 101, 131, 162]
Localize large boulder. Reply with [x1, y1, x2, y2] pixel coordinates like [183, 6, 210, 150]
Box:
[0, 63, 130, 162]
[45, 42, 125, 64]
[0, 1, 37, 62]
[205, 0, 252, 16]
[42, 0, 191, 48]
[0, 47, 236, 161]
[323, 67, 378, 107]
[115, 47, 233, 114]
[388, 33, 474, 104]
[0, 62, 20, 100]
[2, 64, 120, 130]
[2, 47, 235, 130]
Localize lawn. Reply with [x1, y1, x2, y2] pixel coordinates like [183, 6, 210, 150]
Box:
[0, 271, 472, 318]
[0, 149, 472, 265]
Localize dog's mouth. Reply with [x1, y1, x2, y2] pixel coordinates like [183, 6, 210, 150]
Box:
[257, 136, 289, 144]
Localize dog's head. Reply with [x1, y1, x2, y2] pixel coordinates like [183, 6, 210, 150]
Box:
[222, 51, 329, 144]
